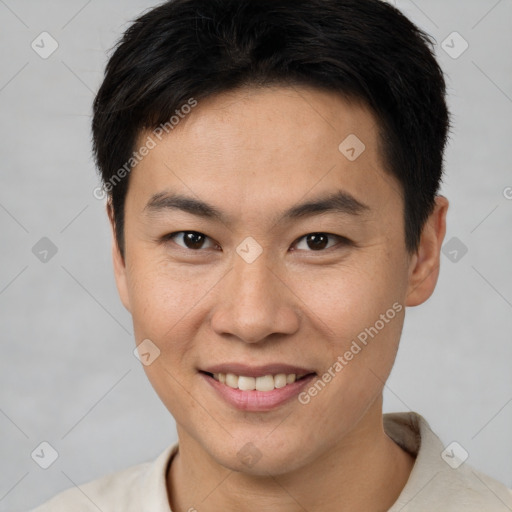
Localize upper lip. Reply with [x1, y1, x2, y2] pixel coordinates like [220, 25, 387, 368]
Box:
[201, 363, 316, 378]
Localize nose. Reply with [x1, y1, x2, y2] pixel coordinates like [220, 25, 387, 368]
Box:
[210, 253, 300, 344]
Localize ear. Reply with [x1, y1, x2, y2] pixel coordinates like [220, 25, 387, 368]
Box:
[405, 195, 449, 307]
[107, 202, 132, 312]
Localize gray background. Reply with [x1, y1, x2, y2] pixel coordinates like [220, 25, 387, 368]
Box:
[0, 0, 511, 510]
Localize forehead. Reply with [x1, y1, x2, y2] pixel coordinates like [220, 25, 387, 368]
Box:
[127, 86, 402, 223]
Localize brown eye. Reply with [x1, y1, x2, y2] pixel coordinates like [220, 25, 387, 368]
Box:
[166, 231, 216, 250]
[305, 233, 329, 250]
[183, 232, 206, 249]
[293, 233, 349, 252]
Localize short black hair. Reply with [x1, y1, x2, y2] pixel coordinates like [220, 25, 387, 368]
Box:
[92, 0, 450, 259]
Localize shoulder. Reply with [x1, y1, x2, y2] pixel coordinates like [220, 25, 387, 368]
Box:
[417, 462, 512, 511]
[385, 412, 512, 511]
[29, 443, 177, 512]
[29, 462, 150, 512]
[451, 465, 512, 509]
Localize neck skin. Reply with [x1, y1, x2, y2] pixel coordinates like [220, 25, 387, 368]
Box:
[167, 397, 415, 512]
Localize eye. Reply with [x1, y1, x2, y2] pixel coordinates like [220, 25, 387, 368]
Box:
[164, 231, 219, 251]
[292, 233, 350, 252]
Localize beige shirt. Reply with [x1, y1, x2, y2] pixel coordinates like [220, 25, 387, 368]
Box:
[31, 412, 512, 511]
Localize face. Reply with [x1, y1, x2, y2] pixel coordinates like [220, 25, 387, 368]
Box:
[111, 86, 442, 475]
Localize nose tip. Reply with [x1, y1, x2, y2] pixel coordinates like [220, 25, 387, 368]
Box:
[210, 257, 300, 343]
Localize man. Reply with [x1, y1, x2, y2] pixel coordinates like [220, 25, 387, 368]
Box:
[32, 0, 512, 510]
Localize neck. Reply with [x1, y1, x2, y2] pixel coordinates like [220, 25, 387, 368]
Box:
[167, 399, 415, 512]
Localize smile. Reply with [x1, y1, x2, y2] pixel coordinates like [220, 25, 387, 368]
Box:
[211, 372, 309, 391]
[200, 369, 317, 411]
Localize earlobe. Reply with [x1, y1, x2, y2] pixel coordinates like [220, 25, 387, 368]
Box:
[405, 195, 449, 307]
[107, 203, 132, 312]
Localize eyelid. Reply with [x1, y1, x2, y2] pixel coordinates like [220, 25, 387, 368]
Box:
[292, 233, 352, 252]
[162, 231, 219, 250]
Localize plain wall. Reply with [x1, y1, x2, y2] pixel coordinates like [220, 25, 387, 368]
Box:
[0, 0, 511, 510]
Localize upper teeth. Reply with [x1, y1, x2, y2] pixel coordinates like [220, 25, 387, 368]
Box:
[213, 373, 305, 391]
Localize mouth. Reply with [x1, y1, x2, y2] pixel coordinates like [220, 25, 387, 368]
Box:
[200, 371, 314, 391]
[199, 367, 317, 411]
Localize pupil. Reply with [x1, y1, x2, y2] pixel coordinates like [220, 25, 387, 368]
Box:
[307, 233, 328, 250]
[185, 232, 204, 249]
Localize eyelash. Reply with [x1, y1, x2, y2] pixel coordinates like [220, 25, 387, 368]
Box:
[161, 231, 352, 253]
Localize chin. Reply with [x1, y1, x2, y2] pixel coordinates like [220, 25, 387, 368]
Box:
[206, 435, 310, 477]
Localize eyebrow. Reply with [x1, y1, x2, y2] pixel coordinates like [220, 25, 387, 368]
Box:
[144, 190, 370, 224]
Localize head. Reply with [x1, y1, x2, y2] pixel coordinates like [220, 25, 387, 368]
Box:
[92, 0, 449, 474]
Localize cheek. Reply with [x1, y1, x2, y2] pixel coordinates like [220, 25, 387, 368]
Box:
[301, 260, 404, 334]
[125, 250, 224, 352]
[297, 267, 405, 434]
[295, 254, 407, 402]
[125, 255, 211, 417]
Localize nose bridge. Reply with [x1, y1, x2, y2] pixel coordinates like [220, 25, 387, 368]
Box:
[233, 252, 276, 305]
[211, 250, 299, 343]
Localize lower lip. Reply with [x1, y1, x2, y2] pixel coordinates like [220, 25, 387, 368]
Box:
[200, 372, 316, 412]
